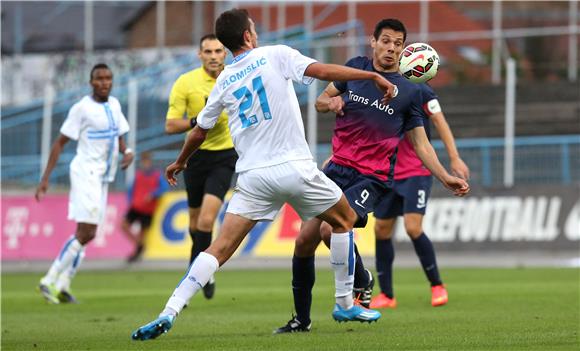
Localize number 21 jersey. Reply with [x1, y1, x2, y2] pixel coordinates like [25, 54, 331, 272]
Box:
[197, 45, 317, 173]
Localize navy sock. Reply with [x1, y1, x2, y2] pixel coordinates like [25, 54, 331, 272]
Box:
[412, 233, 442, 286]
[353, 244, 370, 289]
[292, 255, 315, 325]
[189, 230, 212, 265]
[375, 238, 395, 298]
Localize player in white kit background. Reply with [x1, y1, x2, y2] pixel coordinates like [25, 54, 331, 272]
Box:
[35, 63, 134, 304]
[132, 8, 400, 341]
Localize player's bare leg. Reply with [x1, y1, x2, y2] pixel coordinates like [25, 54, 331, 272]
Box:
[131, 225, 149, 262]
[295, 218, 324, 256]
[121, 219, 138, 244]
[122, 219, 144, 263]
[75, 223, 98, 244]
[132, 213, 257, 341]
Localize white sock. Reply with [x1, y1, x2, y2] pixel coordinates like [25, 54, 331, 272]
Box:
[56, 247, 86, 292]
[162, 252, 219, 316]
[330, 231, 355, 309]
[41, 236, 83, 286]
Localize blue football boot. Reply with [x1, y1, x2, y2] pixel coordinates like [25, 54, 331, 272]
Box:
[131, 315, 175, 341]
[332, 303, 381, 323]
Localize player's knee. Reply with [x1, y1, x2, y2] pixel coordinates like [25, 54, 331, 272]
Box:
[206, 241, 234, 266]
[188, 212, 199, 232]
[295, 233, 320, 256]
[405, 223, 423, 239]
[320, 223, 332, 248]
[375, 221, 394, 240]
[333, 207, 357, 232]
[188, 215, 197, 232]
[76, 228, 96, 245]
[196, 214, 216, 232]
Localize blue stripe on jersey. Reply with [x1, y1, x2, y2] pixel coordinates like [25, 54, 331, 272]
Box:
[88, 131, 118, 139]
[104, 102, 117, 128]
[87, 128, 115, 134]
[102, 103, 118, 180]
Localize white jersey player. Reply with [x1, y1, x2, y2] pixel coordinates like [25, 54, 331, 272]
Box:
[197, 45, 342, 221]
[35, 63, 133, 304]
[132, 8, 398, 341]
[201, 44, 315, 173]
[63, 95, 130, 222]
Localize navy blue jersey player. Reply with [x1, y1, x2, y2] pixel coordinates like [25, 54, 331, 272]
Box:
[274, 18, 470, 334]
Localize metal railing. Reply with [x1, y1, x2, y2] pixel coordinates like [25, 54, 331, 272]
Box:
[2, 135, 578, 190]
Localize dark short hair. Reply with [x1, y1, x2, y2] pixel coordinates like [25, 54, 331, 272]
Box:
[373, 18, 407, 42]
[90, 63, 111, 80]
[215, 8, 251, 52]
[199, 33, 219, 49]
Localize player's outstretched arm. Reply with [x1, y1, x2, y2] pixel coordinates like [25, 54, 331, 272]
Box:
[165, 125, 209, 186]
[430, 111, 470, 180]
[406, 126, 470, 197]
[305, 63, 397, 102]
[315, 83, 345, 116]
[35, 134, 70, 201]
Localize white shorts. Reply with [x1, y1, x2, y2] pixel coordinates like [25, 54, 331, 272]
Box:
[68, 167, 109, 225]
[227, 159, 343, 221]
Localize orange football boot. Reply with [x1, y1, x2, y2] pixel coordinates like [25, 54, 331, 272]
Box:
[369, 293, 397, 309]
[431, 285, 448, 307]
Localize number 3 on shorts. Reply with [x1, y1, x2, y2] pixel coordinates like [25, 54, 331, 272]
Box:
[417, 189, 426, 209]
[232, 76, 272, 129]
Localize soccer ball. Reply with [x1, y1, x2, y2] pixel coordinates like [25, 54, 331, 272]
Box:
[399, 43, 440, 83]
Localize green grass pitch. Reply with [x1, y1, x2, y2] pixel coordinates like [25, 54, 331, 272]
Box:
[2, 267, 579, 350]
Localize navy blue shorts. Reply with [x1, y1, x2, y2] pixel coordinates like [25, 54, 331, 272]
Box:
[374, 175, 433, 219]
[323, 161, 391, 228]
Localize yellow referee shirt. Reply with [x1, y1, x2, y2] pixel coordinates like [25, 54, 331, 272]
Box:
[166, 67, 234, 150]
